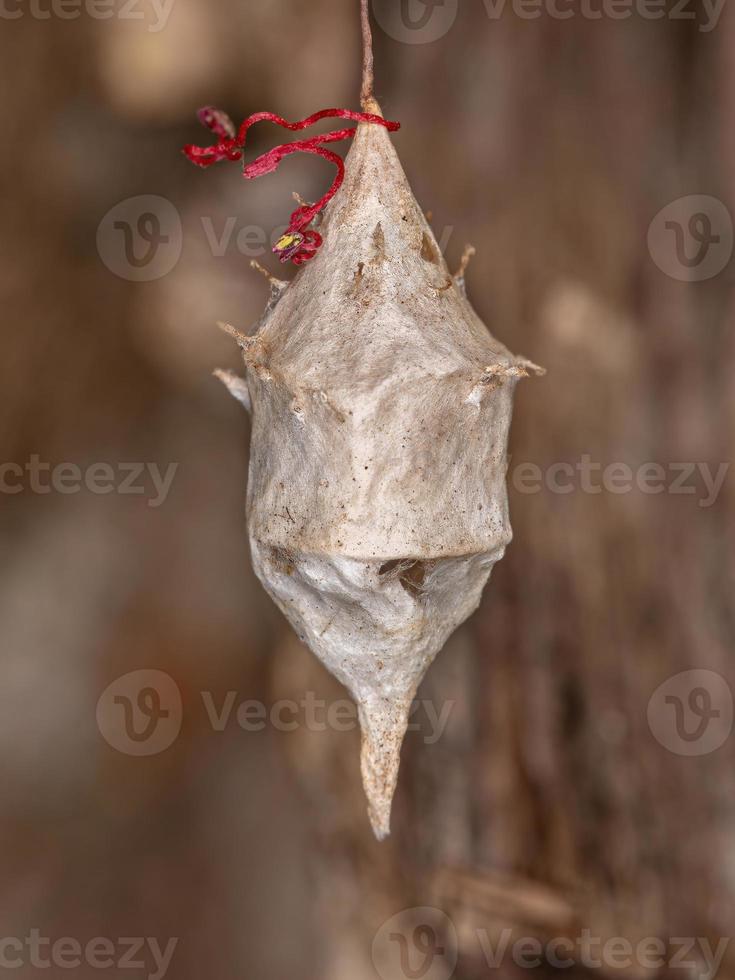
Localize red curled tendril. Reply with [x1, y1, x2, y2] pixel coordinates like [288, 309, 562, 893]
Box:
[183, 107, 400, 265]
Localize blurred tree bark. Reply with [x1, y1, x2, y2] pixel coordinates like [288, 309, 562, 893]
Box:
[2, 2, 735, 978]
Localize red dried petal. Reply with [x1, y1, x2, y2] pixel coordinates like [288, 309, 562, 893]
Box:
[183, 107, 400, 264]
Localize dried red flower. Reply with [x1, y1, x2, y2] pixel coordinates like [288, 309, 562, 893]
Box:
[183, 108, 400, 265]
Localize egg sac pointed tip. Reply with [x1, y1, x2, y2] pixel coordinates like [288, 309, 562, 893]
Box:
[358, 696, 413, 841]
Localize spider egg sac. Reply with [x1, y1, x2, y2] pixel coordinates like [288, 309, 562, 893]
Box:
[217, 107, 542, 839]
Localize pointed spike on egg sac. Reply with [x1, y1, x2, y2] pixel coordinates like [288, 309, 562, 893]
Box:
[249, 259, 288, 290]
[359, 695, 413, 840]
[216, 320, 250, 347]
[214, 369, 251, 411]
[211, 105, 542, 839]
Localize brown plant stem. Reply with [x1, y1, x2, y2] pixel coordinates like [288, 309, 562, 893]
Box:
[360, 0, 375, 109]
